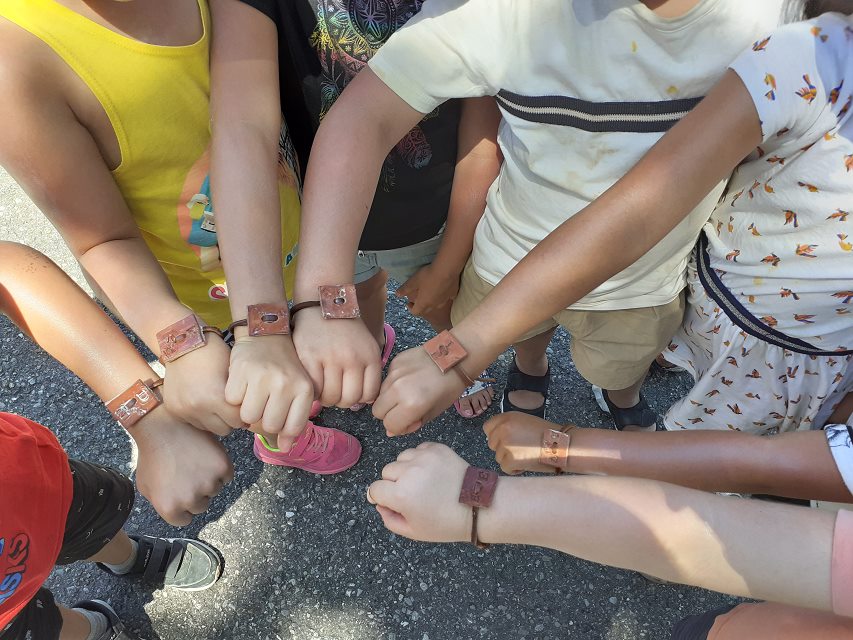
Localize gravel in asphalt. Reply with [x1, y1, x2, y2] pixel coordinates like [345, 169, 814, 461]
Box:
[0, 170, 743, 639]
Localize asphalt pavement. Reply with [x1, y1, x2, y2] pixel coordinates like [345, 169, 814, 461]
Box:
[0, 168, 742, 640]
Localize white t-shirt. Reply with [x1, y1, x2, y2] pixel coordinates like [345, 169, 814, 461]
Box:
[370, 0, 784, 310]
[707, 13, 853, 352]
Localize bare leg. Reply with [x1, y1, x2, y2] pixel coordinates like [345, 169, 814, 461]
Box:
[505, 328, 556, 411]
[356, 270, 389, 347]
[605, 374, 656, 432]
[59, 606, 93, 640]
[85, 529, 133, 565]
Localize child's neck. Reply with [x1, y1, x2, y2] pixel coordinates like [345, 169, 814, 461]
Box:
[641, 0, 702, 18]
[54, 0, 202, 47]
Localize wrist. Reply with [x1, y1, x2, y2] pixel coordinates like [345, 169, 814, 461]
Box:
[106, 378, 165, 437]
[429, 254, 466, 281]
[129, 405, 175, 445]
[444, 323, 501, 376]
[475, 475, 513, 546]
[138, 302, 197, 352]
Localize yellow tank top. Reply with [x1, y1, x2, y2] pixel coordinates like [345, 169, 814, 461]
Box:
[0, 0, 301, 328]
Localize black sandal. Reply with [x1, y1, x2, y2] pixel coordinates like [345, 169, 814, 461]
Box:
[98, 535, 223, 592]
[71, 600, 134, 640]
[593, 385, 658, 431]
[500, 358, 550, 419]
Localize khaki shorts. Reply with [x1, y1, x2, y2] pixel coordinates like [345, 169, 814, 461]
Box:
[451, 260, 685, 389]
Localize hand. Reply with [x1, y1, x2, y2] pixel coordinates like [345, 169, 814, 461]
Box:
[367, 442, 472, 542]
[397, 264, 460, 322]
[133, 408, 234, 526]
[484, 413, 575, 475]
[162, 334, 242, 436]
[292, 307, 381, 408]
[372, 346, 466, 436]
[226, 332, 314, 450]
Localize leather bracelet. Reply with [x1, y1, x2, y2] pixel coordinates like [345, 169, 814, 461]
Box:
[228, 303, 291, 337]
[291, 284, 361, 327]
[156, 314, 222, 363]
[106, 378, 164, 430]
[425, 331, 495, 391]
[459, 466, 499, 549]
[539, 428, 571, 474]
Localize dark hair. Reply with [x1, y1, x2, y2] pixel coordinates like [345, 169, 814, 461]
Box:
[803, 0, 853, 17]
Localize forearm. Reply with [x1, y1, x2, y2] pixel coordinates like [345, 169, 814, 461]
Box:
[210, 2, 288, 313]
[480, 475, 835, 610]
[431, 97, 502, 276]
[0, 242, 158, 401]
[77, 237, 190, 350]
[212, 121, 286, 312]
[450, 72, 761, 371]
[567, 429, 852, 502]
[295, 68, 424, 300]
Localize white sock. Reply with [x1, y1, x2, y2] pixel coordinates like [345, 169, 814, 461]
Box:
[102, 538, 138, 575]
[73, 608, 110, 640]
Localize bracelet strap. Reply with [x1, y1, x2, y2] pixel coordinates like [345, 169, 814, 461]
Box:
[290, 301, 321, 317]
[227, 319, 248, 335]
[106, 378, 163, 430]
[459, 466, 499, 549]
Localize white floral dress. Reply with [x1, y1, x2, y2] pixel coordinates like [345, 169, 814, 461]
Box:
[663, 14, 853, 433]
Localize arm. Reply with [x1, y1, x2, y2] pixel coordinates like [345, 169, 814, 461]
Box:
[483, 413, 852, 502]
[210, 0, 314, 447]
[0, 51, 240, 435]
[373, 70, 763, 434]
[396, 96, 502, 327]
[292, 68, 426, 407]
[0, 241, 233, 526]
[370, 443, 836, 613]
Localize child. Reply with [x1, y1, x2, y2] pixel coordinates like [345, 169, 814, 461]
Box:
[0, 244, 227, 636]
[290, 0, 786, 433]
[0, 0, 355, 464]
[209, 0, 502, 422]
[658, 11, 853, 433]
[0, 412, 222, 640]
[371, 3, 851, 437]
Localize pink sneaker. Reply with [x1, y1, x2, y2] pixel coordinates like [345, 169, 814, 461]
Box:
[253, 422, 361, 474]
[351, 323, 396, 412]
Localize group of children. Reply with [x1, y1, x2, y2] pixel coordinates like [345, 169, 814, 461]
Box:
[0, 0, 851, 638]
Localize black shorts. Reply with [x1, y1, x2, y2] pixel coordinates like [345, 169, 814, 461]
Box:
[0, 460, 134, 640]
[670, 605, 738, 640]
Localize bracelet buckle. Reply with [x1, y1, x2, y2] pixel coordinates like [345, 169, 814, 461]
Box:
[247, 303, 291, 336]
[318, 284, 360, 319]
[539, 428, 571, 472]
[423, 330, 468, 374]
[157, 314, 207, 363]
[106, 379, 163, 429]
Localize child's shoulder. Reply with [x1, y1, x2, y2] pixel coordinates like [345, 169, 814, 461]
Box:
[761, 11, 853, 51]
[0, 20, 66, 101]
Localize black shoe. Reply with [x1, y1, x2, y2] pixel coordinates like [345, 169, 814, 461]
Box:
[72, 601, 135, 640]
[500, 357, 550, 419]
[98, 535, 223, 591]
[593, 385, 658, 431]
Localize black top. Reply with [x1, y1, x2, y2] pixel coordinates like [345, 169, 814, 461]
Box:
[239, 0, 461, 250]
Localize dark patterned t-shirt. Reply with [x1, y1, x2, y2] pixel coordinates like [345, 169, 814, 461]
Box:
[239, 0, 461, 250]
